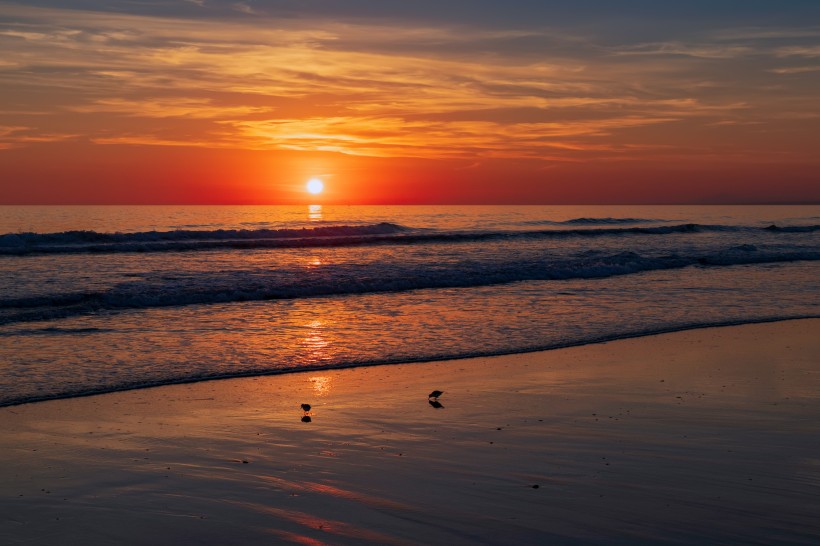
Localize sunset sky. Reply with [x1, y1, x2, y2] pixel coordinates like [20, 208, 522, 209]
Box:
[1, 1, 819, 204]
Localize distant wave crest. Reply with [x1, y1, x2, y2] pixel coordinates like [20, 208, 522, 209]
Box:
[0, 222, 409, 254]
[3, 222, 815, 256]
[522, 217, 669, 226]
[764, 224, 820, 233]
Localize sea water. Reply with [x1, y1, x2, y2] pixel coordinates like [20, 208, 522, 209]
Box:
[0, 205, 818, 406]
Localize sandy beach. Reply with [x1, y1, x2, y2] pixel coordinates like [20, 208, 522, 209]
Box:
[1, 319, 818, 545]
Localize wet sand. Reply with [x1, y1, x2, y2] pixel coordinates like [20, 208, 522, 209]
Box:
[1, 319, 819, 545]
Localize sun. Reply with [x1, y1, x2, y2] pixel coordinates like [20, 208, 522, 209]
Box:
[306, 177, 324, 195]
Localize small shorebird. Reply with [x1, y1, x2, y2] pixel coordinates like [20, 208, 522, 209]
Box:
[300, 403, 311, 412]
[428, 390, 444, 399]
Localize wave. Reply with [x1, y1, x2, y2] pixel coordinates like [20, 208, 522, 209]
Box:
[2, 222, 816, 256]
[0, 222, 409, 255]
[1, 315, 815, 408]
[1, 246, 817, 325]
[522, 217, 670, 226]
[0, 326, 113, 336]
[764, 224, 820, 233]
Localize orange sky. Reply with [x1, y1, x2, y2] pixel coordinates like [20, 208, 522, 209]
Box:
[1, 1, 819, 204]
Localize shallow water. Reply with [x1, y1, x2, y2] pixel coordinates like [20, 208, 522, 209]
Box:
[0, 205, 818, 406]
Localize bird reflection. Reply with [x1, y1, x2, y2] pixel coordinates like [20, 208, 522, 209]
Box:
[300, 402, 313, 422]
[428, 400, 444, 409]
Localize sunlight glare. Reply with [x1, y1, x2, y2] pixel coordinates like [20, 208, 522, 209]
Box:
[308, 203, 323, 221]
[306, 178, 324, 195]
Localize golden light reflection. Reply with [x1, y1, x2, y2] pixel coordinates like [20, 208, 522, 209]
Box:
[308, 204, 323, 221]
[299, 319, 331, 365]
[308, 375, 333, 397]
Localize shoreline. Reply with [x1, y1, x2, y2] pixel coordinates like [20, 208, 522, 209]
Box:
[2, 314, 817, 409]
[2, 319, 819, 544]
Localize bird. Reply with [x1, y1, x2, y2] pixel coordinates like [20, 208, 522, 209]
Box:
[428, 390, 443, 399]
[300, 403, 311, 412]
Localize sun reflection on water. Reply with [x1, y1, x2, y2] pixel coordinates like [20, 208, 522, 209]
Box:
[308, 204, 323, 221]
[308, 375, 333, 396]
[299, 319, 331, 365]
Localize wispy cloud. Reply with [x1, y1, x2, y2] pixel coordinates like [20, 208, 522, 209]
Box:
[0, 126, 29, 138]
[0, 1, 817, 163]
[0, 125, 78, 148]
[69, 97, 272, 119]
[232, 2, 255, 15]
[769, 65, 820, 74]
[775, 45, 820, 58]
[611, 41, 753, 59]
[221, 114, 682, 159]
[711, 26, 820, 41]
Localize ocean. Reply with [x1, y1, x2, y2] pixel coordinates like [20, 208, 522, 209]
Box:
[1, 205, 818, 407]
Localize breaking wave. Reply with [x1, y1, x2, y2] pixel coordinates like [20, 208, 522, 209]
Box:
[2, 221, 816, 256]
[1, 245, 817, 325]
[522, 217, 671, 226]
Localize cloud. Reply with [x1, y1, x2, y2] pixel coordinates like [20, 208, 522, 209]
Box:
[0, 2, 818, 163]
[215, 114, 683, 159]
[0, 125, 78, 148]
[711, 26, 820, 41]
[232, 2, 255, 15]
[69, 97, 272, 118]
[0, 126, 29, 138]
[769, 65, 820, 74]
[90, 135, 216, 147]
[611, 41, 753, 59]
[775, 45, 820, 58]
